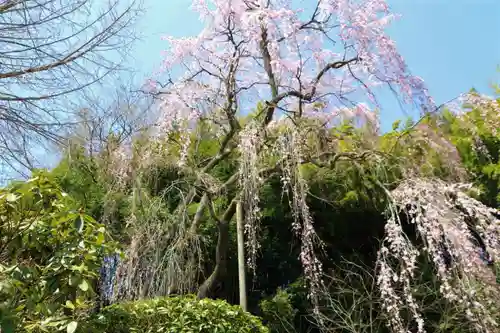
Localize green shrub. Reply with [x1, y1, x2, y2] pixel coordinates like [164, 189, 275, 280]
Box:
[259, 288, 298, 333]
[82, 295, 269, 333]
[0, 171, 120, 333]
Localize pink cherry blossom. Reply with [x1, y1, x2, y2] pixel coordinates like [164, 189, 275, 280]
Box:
[156, 0, 433, 133]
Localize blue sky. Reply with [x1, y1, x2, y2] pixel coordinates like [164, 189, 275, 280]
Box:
[130, 0, 500, 131]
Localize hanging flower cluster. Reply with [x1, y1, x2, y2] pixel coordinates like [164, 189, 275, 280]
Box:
[377, 178, 500, 333]
[277, 127, 324, 309]
[238, 123, 263, 272]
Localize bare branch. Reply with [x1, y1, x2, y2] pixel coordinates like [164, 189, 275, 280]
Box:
[0, 0, 143, 178]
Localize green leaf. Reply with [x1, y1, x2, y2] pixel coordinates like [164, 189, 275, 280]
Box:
[5, 193, 18, 202]
[67, 321, 78, 333]
[74, 215, 84, 233]
[27, 176, 39, 183]
[83, 214, 96, 224]
[96, 232, 105, 245]
[392, 120, 401, 131]
[78, 279, 89, 292]
[65, 300, 75, 310]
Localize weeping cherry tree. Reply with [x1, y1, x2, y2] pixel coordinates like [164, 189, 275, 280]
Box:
[105, 0, 500, 332]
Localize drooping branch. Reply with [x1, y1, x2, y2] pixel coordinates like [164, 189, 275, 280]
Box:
[173, 130, 238, 215]
[378, 178, 500, 333]
[308, 150, 387, 169]
[126, 2, 440, 325]
[202, 148, 387, 201]
[169, 23, 244, 213]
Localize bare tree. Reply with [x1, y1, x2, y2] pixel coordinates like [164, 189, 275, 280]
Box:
[0, 0, 143, 180]
[70, 79, 155, 157]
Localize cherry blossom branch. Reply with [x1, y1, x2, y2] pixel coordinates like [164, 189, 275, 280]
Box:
[185, 146, 387, 253]
[188, 193, 209, 235]
[276, 1, 338, 44]
[174, 40, 243, 213]
[206, 148, 388, 198]
[263, 57, 360, 125]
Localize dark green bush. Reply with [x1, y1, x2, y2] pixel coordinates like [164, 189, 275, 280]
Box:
[83, 295, 269, 333]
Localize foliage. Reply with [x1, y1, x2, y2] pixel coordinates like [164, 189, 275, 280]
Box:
[441, 90, 500, 207]
[51, 144, 130, 242]
[260, 288, 298, 333]
[8, 67, 495, 333]
[81, 295, 269, 333]
[37, 91, 499, 333]
[51, 146, 106, 220]
[0, 171, 120, 333]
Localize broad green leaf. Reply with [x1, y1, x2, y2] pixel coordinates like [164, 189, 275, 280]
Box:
[83, 214, 96, 223]
[78, 280, 89, 292]
[67, 321, 78, 333]
[69, 275, 81, 286]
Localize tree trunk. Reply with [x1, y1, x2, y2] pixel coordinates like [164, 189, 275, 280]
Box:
[236, 201, 247, 311]
[197, 200, 236, 299]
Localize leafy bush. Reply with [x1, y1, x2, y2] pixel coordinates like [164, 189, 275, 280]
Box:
[82, 295, 269, 333]
[0, 171, 120, 333]
[260, 288, 298, 333]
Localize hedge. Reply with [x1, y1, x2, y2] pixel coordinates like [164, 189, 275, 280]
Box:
[81, 295, 269, 333]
